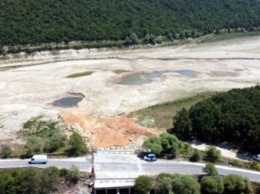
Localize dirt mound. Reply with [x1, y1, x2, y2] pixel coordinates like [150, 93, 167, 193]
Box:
[61, 111, 159, 148]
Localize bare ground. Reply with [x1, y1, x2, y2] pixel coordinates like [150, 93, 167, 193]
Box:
[0, 36, 260, 156]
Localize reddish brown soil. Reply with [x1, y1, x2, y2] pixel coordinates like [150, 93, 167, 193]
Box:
[61, 111, 159, 148]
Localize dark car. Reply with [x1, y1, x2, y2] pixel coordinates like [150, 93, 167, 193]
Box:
[137, 151, 151, 158]
[253, 154, 260, 162]
[143, 154, 157, 162]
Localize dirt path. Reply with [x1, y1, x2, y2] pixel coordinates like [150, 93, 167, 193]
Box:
[0, 36, 260, 150]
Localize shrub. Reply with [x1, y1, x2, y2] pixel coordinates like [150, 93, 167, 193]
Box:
[134, 175, 152, 194]
[156, 177, 173, 194]
[22, 136, 42, 157]
[249, 161, 260, 171]
[41, 166, 60, 193]
[68, 132, 88, 156]
[203, 163, 218, 176]
[206, 146, 221, 163]
[200, 175, 224, 194]
[66, 165, 80, 184]
[172, 175, 200, 194]
[224, 174, 253, 194]
[0, 144, 12, 158]
[142, 136, 162, 155]
[17, 168, 42, 194]
[60, 168, 69, 177]
[44, 131, 67, 152]
[190, 150, 201, 162]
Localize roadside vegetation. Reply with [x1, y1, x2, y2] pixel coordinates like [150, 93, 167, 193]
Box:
[0, 165, 83, 194]
[134, 163, 256, 194]
[137, 85, 260, 171]
[0, 117, 88, 158]
[141, 133, 260, 172]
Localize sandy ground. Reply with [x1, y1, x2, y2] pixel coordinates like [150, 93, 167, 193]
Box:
[0, 36, 260, 158]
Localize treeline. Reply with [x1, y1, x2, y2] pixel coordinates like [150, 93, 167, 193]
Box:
[0, 165, 82, 194]
[172, 85, 260, 153]
[0, 0, 260, 46]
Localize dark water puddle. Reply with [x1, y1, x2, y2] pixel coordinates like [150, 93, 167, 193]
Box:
[52, 97, 82, 107]
[117, 73, 152, 85]
[118, 70, 195, 85]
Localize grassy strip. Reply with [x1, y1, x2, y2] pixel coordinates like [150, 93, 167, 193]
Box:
[0, 66, 19, 71]
[128, 92, 217, 129]
[66, 71, 93, 78]
[113, 69, 129, 74]
[199, 31, 260, 43]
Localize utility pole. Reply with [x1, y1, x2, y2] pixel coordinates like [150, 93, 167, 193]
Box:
[91, 146, 95, 178]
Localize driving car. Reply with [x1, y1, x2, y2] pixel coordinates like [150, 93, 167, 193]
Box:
[143, 153, 157, 162]
[28, 155, 48, 164]
[253, 154, 260, 162]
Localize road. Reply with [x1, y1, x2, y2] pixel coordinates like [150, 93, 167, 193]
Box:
[0, 158, 91, 171]
[1, 150, 260, 182]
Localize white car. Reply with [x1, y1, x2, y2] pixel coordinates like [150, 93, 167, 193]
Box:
[28, 155, 48, 164]
[253, 154, 260, 162]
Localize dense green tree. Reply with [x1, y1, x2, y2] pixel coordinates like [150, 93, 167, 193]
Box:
[175, 86, 260, 154]
[172, 175, 200, 194]
[0, 0, 260, 46]
[142, 133, 179, 155]
[0, 144, 12, 158]
[167, 32, 174, 42]
[224, 175, 253, 194]
[125, 33, 139, 45]
[172, 108, 192, 140]
[189, 100, 221, 142]
[134, 175, 152, 194]
[155, 35, 163, 44]
[68, 132, 88, 156]
[142, 136, 162, 155]
[160, 133, 179, 156]
[206, 146, 221, 163]
[0, 44, 4, 55]
[200, 175, 224, 194]
[156, 173, 179, 182]
[156, 177, 173, 194]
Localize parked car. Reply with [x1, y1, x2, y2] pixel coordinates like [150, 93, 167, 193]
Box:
[28, 155, 48, 164]
[137, 151, 151, 159]
[253, 154, 260, 162]
[144, 153, 157, 162]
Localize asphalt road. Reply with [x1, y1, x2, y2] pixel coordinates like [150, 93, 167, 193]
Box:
[0, 158, 91, 171]
[1, 150, 260, 182]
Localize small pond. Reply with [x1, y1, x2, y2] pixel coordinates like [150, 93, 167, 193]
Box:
[117, 73, 152, 85]
[117, 70, 195, 85]
[52, 97, 83, 107]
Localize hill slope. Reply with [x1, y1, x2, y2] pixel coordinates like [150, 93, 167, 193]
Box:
[1, 0, 260, 45]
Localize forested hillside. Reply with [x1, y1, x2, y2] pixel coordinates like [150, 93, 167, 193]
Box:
[1, 0, 260, 45]
[172, 86, 260, 153]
